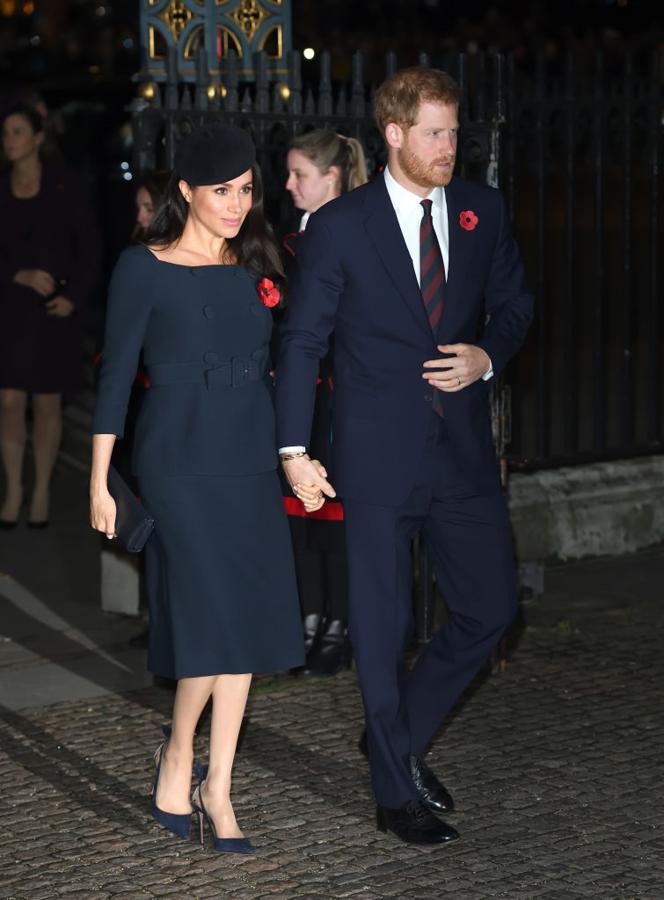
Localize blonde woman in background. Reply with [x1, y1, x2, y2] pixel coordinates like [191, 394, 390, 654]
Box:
[281, 130, 368, 677]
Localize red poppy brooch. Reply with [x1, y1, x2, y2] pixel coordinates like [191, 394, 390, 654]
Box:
[459, 210, 478, 231]
[258, 277, 280, 308]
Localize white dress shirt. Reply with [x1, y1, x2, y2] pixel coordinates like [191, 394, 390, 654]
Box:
[383, 166, 492, 381]
[383, 165, 449, 283]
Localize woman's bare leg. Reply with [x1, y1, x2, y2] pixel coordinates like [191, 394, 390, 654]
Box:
[0, 389, 27, 521]
[30, 392, 62, 522]
[155, 675, 217, 814]
[200, 673, 252, 838]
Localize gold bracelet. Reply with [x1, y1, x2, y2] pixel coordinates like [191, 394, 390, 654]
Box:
[280, 451, 307, 461]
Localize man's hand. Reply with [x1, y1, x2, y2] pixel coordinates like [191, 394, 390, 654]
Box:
[282, 454, 336, 513]
[45, 296, 75, 317]
[423, 343, 491, 393]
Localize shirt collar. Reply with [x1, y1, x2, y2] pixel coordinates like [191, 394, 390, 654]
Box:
[299, 211, 311, 231]
[384, 165, 442, 216]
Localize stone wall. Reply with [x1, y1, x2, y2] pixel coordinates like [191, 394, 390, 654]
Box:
[508, 456, 664, 563]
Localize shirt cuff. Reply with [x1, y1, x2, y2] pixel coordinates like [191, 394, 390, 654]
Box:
[279, 446, 307, 455]
[481, 360, 494, 381]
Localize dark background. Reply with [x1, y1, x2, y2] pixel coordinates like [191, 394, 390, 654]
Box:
[1, 0, 662, 220]
[1, 2, 661, 315]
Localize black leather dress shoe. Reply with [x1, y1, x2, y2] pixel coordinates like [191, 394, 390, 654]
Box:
[376, 800, 459, 845]
[410, 755, 454, 813]
[358, 731, 455, 813]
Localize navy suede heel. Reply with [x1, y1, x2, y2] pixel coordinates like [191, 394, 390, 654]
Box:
[150, 724, 193, 839]
[192, 780, 255, 854]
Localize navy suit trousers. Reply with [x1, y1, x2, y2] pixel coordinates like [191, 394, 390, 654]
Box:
[343, 413, 518, 808]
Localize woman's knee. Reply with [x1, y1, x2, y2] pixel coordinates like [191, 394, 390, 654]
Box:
[32, 393, 62, 420]
[0, 390, 28, 414]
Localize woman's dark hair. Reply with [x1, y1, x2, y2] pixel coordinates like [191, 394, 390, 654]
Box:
[132, 170, 170, 241]
[1, 103, 45, 136]
[144, 164, 285, 285]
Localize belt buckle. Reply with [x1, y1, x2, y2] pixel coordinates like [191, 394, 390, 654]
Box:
[231, 357, 252, 387]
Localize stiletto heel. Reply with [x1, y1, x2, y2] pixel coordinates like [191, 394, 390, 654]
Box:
[150, 724, 193, 839]
[191, 781, 255, 854]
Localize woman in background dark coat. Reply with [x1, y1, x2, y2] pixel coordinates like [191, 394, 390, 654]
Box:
[282, 129, 368, 675]
[0, 104, 100, 526]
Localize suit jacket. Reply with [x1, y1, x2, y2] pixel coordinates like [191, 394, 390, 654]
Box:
[275, 175, 534, 506]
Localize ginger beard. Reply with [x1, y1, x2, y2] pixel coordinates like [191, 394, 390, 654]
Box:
[397, 132, 455, 190]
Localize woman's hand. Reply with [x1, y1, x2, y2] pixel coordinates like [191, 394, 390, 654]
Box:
[90, 489, 117, 540]
[45, 296, 75, 317]
[292, 459, 329, 513]
[13, 269, 56, 297]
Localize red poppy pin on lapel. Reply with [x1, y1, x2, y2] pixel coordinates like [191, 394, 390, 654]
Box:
[459, 210, 478, 231]
[258, 277, 280, 308]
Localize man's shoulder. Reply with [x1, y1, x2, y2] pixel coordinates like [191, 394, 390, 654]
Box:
[309, 179, 378, 227]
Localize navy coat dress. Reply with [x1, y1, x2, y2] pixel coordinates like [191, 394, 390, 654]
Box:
[93, 244, 304, 678]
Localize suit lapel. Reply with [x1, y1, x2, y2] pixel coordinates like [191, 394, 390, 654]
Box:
[440, 177, 471, 338]
[362, 178, 432, 336]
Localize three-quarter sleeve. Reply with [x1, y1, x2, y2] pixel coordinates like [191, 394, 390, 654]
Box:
[92, 247, 153, 437]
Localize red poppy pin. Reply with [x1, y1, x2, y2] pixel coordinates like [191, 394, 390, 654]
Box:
[459, 210, 478, 231]
[258, 277, 280, 308]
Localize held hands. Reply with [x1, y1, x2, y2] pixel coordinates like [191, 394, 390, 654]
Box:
[282, 454, 336, 513]
[44, 296, 75, 317]
[14, 268, 55, 297]
[423, 343, 491, 393]
[90, 489, 117, 540]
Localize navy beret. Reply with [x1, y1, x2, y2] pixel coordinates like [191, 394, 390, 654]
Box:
[174, 122, 256, 186]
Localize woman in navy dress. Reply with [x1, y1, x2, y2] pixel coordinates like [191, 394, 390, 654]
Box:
[90, 124, 315, 852]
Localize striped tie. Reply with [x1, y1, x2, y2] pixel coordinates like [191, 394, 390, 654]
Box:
[420, 198, 445, 417]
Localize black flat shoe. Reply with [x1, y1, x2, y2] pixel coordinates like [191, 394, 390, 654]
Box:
[290, 613, 323, 676]
[27, 520, 49, 529]
[376, 800, 459, 845]
[358, 731, 455, 813]
[303, 619, 352, 677]
[0, 519, 18, 530]
[303, 613, 323, 655]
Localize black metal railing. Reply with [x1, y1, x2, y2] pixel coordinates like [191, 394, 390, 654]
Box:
[503, 47, 664, 469]
[131, 44, 664, 471]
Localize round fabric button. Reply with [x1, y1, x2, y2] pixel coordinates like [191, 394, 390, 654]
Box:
[203, 351, 219, 365]
[203, 305, 215, 319]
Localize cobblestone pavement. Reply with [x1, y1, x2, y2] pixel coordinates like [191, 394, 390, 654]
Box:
[1, 471, 663, 899]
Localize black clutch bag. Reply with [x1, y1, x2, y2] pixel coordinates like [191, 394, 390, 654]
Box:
[107, 465, 155, 552]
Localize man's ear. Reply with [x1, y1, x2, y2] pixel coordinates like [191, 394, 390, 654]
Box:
[385, 122, 404, 151]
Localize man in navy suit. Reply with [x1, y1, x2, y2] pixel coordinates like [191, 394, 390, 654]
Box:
[276, 68, 533, 845]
